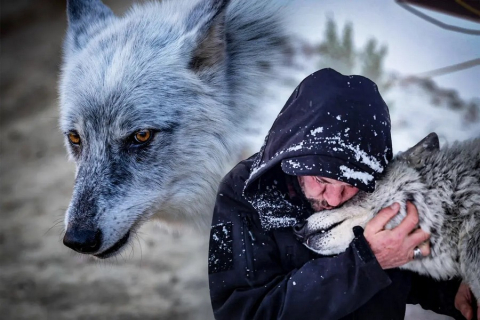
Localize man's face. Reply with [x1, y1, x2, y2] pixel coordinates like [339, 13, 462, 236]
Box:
[297, 176, 359, 211]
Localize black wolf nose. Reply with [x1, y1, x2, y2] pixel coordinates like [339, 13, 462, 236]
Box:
[293, 220, 307, 240]
[63, 228, 102, 254]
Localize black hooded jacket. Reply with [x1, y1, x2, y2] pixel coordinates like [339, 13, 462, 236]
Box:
[208, 69, 463, 320]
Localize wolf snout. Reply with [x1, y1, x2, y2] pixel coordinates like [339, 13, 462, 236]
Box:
[293, 220, 308, 240]
[63, 227, 102, 254]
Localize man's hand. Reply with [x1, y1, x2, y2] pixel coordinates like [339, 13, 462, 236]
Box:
[455, 282, 479, 320]
[364, 202, 430, 269]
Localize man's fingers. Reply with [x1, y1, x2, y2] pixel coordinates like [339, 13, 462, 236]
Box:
[409, 240, 431, 260]
[395, 202, 419, 236]
[418, 241, 430, 257]
[461, 306, 473, 320]
[406, 228, 430, 252]
[455, 282, 474, 320]
[455, 297, 473, 320]
[366, 203, 400, 233]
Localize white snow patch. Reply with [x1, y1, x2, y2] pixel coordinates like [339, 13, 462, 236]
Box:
[329, 134, 384, 173]
[310, 127, 323, 136]
[286, 141, 305, 152]
[339, 165, 374, 185]
[250, 163, 266, 176]
[285, 159, 301, 169]
[263, 216, 297, 229]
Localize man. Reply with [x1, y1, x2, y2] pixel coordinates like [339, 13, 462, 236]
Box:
[208, 69, 473, 319]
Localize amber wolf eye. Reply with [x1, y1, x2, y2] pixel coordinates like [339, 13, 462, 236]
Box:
[133, 129, 153, 144]
[68, 131, 81, 145]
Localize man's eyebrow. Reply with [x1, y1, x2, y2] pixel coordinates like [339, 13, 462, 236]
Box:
[315, 177, 353, 186]
[314, 177, 331, 184]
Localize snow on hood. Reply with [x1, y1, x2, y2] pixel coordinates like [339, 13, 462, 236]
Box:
[243, 68, 393, 230]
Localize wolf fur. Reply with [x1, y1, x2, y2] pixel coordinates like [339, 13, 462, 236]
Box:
[59, 0, 288, 258]
[301, 133, 480, 300]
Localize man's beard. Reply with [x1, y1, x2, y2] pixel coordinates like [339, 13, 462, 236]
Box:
[307, 198, 334, 211]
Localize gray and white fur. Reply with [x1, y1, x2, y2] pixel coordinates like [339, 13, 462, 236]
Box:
[59, 0, 288, 258]
[301, 133, 480, 300]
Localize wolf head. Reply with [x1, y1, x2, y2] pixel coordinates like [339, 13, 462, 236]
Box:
[59, 0, 238, 258]
[295, 133, 440, 255]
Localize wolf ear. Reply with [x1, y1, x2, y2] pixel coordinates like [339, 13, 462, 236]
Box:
[397, 132, 440, 169]
[65, 0, 114, 54]
[186, 0, 230, 72]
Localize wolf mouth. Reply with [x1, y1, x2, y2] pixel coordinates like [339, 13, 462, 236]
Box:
[305, 219, 345, 245]
[94, 231, 130, 259]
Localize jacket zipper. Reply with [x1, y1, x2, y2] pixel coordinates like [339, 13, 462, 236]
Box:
[243, 215, 255, 278]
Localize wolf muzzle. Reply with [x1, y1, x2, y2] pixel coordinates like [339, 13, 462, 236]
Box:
[63, 227, 102, 254]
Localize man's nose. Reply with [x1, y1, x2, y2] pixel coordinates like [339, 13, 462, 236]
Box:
[323, 185, 344, 207]
[63, 227, 102, 254]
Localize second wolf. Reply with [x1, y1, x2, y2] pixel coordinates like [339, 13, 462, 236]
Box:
[298, 134, 480, 300]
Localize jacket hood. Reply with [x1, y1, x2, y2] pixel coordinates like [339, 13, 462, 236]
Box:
[244, 68, 392, 230]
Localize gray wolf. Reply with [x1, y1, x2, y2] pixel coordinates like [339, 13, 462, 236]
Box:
[299, 133, 480, 301]
[59, 0, 287, 258]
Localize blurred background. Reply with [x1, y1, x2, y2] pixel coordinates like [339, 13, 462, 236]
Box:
[0, 0, 478, 319]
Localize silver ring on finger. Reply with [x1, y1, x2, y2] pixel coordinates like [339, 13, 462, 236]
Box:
[413, 246, 423, 260]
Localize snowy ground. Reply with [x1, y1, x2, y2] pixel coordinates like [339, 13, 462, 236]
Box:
[1, 1, 477, 320]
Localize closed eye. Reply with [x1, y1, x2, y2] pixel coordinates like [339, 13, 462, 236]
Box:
[314, 177, 331, 185]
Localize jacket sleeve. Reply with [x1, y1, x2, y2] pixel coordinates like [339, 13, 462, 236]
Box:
[208, 163, 392, 320]
[407, 273, 465, 320]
